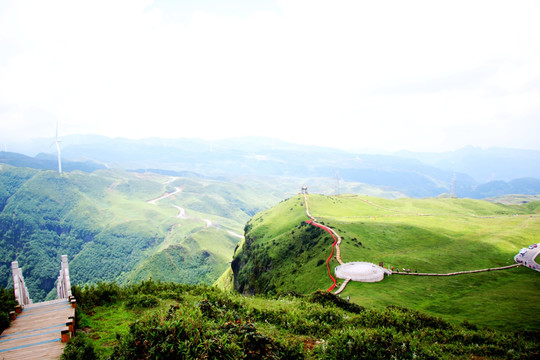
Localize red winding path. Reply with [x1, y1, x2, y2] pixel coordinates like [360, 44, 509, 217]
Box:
[306, 219, 339, 291]
[303, 192, 343, 292]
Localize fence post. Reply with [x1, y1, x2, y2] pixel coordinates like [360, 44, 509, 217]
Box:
[57, 255, 72, 299]
[11, 261, 32, 306]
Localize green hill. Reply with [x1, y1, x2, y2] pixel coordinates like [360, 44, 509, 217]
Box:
[231, 194, 540, 330]
[0, 165, 281, 300]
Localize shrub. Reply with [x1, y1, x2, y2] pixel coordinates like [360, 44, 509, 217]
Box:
[125, 294, 159, 309]
[274, 290, 305, 299]
[383, 305, 451, 331]
[72, 282, 121, 310]
[309, 290, 365, 314]
[61, 333, 99, 360]
[68, 281, 540, 359]
[110, 304, 303, 359]
[313, 327, 435, 360]
[0, 287, 17, 333]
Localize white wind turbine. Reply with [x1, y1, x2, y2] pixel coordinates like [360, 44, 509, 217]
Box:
[54, 122, 62, 174]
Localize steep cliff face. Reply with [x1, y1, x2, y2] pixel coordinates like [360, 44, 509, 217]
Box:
[231, 197, 331, 296]
[231, 219, 277, 295]
[231, 235, 259, 295]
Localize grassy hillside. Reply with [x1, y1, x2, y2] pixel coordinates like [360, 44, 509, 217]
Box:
[0, 165, 281, 301]
[232, 194, 540, 330]
[124, 227, 240, 285]
[64, 280, 539, 359]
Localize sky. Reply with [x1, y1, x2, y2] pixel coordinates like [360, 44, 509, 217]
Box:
[1, 0, 539, 153]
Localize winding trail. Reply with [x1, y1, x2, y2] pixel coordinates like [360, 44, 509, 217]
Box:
[172, 205, 187, 218]
[333, 278, 351, 295]
[227, 230, 245, 239]
[392, 263, 521, 276]
[148, 185, 244, 245]
[147, 187, 183, 205]
[303, 192, 343, 292]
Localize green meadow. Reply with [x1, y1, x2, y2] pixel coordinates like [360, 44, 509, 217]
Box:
[232, 194, 540, 330]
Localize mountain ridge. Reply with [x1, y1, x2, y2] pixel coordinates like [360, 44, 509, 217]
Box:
[230, 193, 540, 330]
[4, 136, 540, 198]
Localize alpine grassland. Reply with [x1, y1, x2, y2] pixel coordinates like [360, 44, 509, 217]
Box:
[232, 194, 540, 331]
[63, 279, 539, 359]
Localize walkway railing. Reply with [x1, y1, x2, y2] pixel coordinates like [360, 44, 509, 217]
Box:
[392, 263, 521, 276]
[11, 255, 73, 306]
[11, 261, 32, 306]
[3, 255, 77, 358]
[56, 255, 72, 299]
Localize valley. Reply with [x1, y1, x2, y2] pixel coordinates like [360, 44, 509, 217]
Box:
[0, 165, 282, 301]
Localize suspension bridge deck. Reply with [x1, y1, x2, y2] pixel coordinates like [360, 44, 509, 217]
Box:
[0, 299, 75, 359]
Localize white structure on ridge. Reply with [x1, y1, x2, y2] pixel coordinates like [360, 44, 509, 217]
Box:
[54, 122, 62, 174]
[335, 262, 391, 283]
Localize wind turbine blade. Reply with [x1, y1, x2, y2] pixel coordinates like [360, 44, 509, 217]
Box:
[54, 122, 62, 174]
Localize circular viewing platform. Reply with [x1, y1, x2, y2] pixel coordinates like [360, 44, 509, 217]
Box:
[335, 262, 391, 283]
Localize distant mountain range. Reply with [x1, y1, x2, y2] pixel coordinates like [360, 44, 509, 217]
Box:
[0, 151, 105, 173]
[3, 135, 540, 199]
[395, 146, 540, 182]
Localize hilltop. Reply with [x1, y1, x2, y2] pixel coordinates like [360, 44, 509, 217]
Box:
[230, 194, 540, 330]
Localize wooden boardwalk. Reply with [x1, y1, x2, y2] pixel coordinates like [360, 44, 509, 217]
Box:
[0, 299, 74, 360]
[392, 263, 522, 276]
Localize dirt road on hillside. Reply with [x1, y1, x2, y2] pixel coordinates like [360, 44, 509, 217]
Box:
[147, 187, 183, 204]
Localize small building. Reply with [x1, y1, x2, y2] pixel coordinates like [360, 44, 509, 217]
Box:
[335, 262, 392, 283]
[301, 185, 308, 194]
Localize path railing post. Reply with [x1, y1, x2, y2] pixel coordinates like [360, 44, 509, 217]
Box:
[11, 261, 32, 306]
[56, 255, 72, 299]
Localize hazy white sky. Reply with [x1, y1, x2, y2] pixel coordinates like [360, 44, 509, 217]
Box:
[1, 0, 539, 152]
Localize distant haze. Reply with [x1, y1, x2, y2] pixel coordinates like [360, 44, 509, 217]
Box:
[1, 0, 539, 152]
